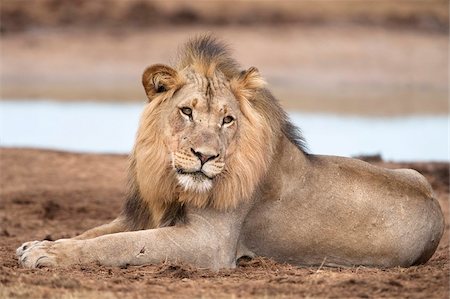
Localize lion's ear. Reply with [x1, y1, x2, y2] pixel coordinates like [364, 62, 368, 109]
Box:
[142, 64, 182, 101]
[231, 67, 266, 101]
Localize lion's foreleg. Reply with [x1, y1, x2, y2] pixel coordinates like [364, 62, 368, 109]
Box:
[17, 207, 248, 270]
[73, 216, 127, 240]
[85, 223, 237, 269]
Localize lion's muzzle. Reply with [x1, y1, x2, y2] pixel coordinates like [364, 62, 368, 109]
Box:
[173, 146, 225, 192]
[191, 148, 219, 165]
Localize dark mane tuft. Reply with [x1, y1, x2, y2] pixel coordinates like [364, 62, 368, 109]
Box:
[254, 89, 308, 154]
[177, 34, 241, 78]
[282, 119, 309, 153]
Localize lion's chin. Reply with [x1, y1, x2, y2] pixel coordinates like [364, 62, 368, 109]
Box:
[176, 173, 213, 193]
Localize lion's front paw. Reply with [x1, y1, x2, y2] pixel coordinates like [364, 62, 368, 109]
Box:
[16, 240, 41, 257]
[16, 239, 81, 268]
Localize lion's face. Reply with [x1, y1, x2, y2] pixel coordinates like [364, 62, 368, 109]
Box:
[137, 62, 269, 209]
[163, 73, 241, 193]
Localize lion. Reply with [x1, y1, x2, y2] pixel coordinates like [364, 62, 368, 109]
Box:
[17, 35, 444, 269]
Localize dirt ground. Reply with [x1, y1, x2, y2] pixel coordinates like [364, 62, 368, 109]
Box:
[2, 0, 447, 34]
[1, 1, 448, 116]
[0, 148, 448, 298]
[2, 25, 448, 116]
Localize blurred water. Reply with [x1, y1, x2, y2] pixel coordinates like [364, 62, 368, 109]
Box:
[0, 100, 448, 161]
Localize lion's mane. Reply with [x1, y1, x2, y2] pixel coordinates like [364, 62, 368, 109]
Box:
[122, 35, 307, 230]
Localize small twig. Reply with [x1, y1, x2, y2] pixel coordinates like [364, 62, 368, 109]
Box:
[316, 257, 327, 273]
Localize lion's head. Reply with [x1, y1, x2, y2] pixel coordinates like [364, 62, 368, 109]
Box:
[125, 35, 306, 228]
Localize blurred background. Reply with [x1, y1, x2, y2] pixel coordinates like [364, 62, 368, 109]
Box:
[1, 0, 449, 161]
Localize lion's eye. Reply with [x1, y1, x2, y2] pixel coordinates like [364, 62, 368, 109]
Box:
[180, 107, 192, 117]
[222, 116, 234, 125]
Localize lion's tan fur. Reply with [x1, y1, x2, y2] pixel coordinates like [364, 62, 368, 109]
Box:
[17, 35, 444, 270]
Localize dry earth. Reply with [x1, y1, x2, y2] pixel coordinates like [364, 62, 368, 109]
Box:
[1, 1, 448, 116]
[0, 148, 448, 298]
[2, 25, 448, 116]
[3, 24, 449, 116]
[2, 0, 447, 33]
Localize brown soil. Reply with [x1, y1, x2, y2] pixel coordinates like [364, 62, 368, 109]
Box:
[2, 25, 448, 116]
[0, 148, 448, 298]
[1, 0, 447, 34]
[1, 1, 449, 116]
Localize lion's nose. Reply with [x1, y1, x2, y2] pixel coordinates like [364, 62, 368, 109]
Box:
[191, 148, 219, 165]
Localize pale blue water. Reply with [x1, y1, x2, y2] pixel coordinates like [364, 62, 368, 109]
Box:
[0, 100, 448, 161]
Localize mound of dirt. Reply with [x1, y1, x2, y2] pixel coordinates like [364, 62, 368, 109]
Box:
[1, 0, 448, 34]
[0, 148, 448, 298]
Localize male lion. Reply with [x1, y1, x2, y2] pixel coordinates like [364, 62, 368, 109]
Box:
[17, 36, 444, 269]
